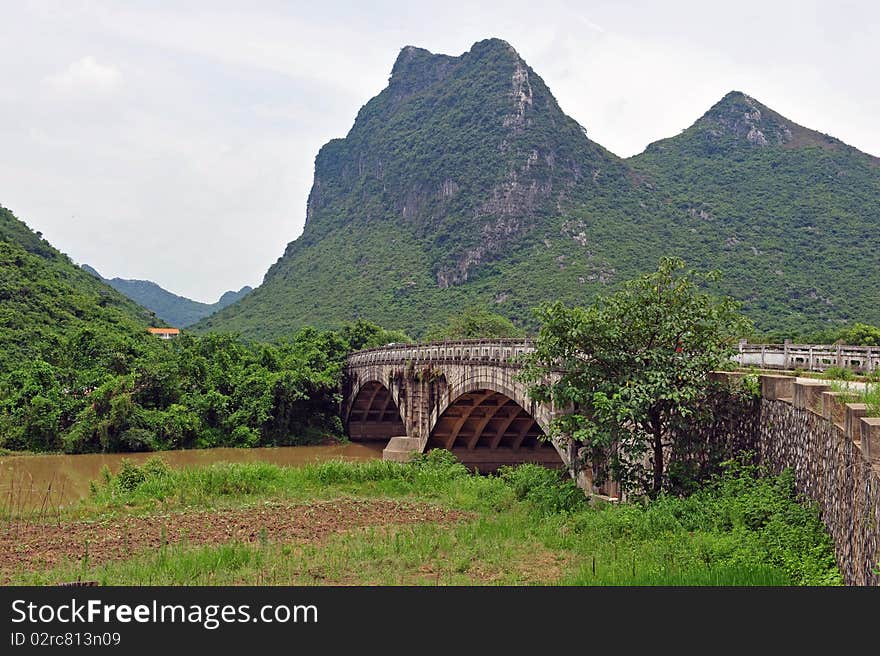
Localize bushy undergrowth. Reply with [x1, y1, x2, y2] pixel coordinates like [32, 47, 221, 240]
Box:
[829, 381, 880, 415]
[572, 460, 840, 585]
[84, 450, 841, 586]
[498, 463, 586, 515]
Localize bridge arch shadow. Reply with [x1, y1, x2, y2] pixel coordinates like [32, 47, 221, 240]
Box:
[346, 380, 406, 442]
[427, 387, 563, 473]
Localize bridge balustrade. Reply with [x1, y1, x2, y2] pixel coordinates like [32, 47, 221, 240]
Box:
[346, 339, 536, 368]
[735, 343, 880, 373]
[349, 340, 880, 375]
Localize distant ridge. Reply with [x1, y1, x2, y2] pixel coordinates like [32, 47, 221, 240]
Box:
[83, 264, 252, 327]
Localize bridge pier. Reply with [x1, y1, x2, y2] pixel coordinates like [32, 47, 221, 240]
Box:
[382, 436, 422, 462]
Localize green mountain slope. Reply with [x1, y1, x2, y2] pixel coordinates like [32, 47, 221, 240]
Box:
[82, 264, 252, 327]
[0, 205, 157, 372]
[197, 40, 880, 340]
[629, 91, 880, 336]
[197, 38, 640, 338]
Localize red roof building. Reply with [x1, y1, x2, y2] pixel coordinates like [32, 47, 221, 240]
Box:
[148, 327, 181, 339]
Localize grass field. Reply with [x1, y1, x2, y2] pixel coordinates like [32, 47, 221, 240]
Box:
[1, 451, 841, 586]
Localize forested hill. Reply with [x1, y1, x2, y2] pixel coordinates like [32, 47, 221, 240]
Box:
[82, 264, 252, 328]
[193, 39, 879, 340]
[1, 205, 407, 454]
[0, 205, 157, 372]
[196, 38, 637, 339]
[629, 91, 880, 337]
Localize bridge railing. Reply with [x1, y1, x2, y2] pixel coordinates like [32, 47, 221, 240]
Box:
[735, 342, 880, 372]
[348, 340, 880, 373]
[347, 339, 536, 368]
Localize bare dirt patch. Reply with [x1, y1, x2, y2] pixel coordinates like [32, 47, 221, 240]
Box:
[0, 499, 470, 580]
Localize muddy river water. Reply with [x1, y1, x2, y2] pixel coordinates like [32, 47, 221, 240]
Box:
[0, 443, 384, 511]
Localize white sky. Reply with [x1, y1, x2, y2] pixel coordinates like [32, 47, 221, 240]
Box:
[2, 0, 877, 302]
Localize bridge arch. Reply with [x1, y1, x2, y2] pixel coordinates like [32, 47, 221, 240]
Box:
[427, 381, 563, 472]
[343, 340, 571, 475]
[346, 379, 406, 442]
[433, 374, 551, 435]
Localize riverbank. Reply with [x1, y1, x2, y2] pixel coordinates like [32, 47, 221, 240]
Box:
[1, 451, 841, 586]
[0, 442, 383, 510]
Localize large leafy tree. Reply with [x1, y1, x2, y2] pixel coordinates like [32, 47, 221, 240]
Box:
[521, 257, 750, 496]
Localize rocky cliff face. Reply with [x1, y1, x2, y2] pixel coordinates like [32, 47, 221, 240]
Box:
[288, 38, 628, 288]
[196, 40, 880, 340]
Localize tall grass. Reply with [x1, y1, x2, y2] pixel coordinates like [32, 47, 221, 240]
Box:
[829, 381, 880, 415]
[0, 468, 65, 532]
[8, 453, 841, 586]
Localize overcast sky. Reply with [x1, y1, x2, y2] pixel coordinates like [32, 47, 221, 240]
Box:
[2, 1, 877, 302]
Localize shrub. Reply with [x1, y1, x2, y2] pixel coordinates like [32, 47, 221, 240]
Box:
[498, 463, 586, 515]
[822, 366, 854, 381]
[411, 448, 469, 479]
[113, 458, 168, 492]
[119, 428, 157, 452]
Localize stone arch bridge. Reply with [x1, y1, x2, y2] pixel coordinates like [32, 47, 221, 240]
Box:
[343, 339, 573, 474]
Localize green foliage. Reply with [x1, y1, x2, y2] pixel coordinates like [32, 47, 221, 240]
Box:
[72, 455, 839, 586]
[0, 318, 402, 453]
[337, 319, 411, 350]
[410, 448, 470, 479]
[800, 322, 880, 346]
[114, 457, 171, 493]
[565, 461, 840, 585]
[822, 365, 855, 381]
[738, 373, 761, 398]
[838, 323, 880, 346]
[522, 257, 752, 496]
[423, 306, 524, 340]
[90, 449, 474, 506]
[634, 92, 880, 340]
[829, 381, 880, 415]
[498, 463, 586, 515]
[0, 205, 157, 375]
[94, 458, 281, 502]
[194, 50, 880, 342]
[0, 205, 414, 457]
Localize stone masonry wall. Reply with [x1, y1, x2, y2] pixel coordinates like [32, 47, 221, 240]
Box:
[751, 375, 880, 586]
[756, 398, 880, 586]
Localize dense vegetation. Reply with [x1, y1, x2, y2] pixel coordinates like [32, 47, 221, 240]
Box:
[9, 452, 839, 586]
[0, 319, 405, 454]
[523, 258, 751, 495]
[423, 306, 524, 340]
[83, 264, 252, 327]
[632, 92, 880, 339]
[0, 204, 414, 454]
[196, 40, 879, 341]
[799, 322, 880, 346]
[0, 205, 157, 374]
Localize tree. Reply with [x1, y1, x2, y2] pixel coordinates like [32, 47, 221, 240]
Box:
[338, 319, 411, 350]
[520, 257, 750, 496]
[424, 306, 524, 341]
[837, 323, 880, 346]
